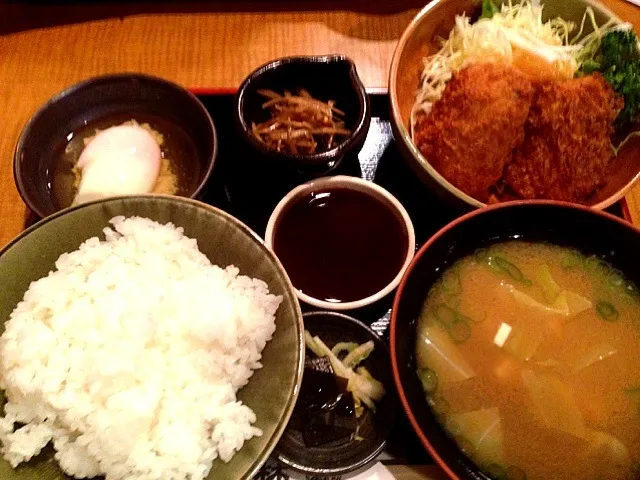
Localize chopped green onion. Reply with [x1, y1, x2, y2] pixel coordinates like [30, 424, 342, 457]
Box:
[493, 256, 525, 282]
[625, 281, 640, 299]
[607, 268, 626, 289]
[435, 396, 451, 415]
[458, 312, 480, 325]
[449, 317, 472, 343]
[435, 304, 457, 327]
[441, 267, 463, 296]
[584, 255, 609, 275]
[445, 418, 462, 437]
[443, 293, 462, 309]
[418, 367, 438, 394]
[596, 301, 619, 321]
[561, 250, 584, 270]
[435, 304, 472, 343]
[474, 248, 489, 263]
[428, 395, 451, 415]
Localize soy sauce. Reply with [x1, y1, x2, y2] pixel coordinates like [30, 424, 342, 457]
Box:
[273, 187, 408, 303]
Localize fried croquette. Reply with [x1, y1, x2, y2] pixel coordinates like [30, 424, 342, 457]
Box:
[414, 63, 534, 199]
[505, 74, 623, 202]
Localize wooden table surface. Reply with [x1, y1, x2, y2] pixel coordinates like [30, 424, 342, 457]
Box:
[1, 0, 640, 248]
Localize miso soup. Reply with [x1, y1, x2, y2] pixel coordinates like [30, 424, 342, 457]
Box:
[415, 241, 640, 480]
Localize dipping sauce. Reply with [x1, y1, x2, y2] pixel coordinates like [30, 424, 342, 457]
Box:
[273, 187, 409, 303]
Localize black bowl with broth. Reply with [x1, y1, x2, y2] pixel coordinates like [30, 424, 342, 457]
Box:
[390, 201, 640, 480]
[14, 73, 217, 218]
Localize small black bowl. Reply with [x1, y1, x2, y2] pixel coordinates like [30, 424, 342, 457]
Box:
[390, 200, 640, 480]
[14, 73, 217, 219]
[235, 55, 371, 175]
[276, 310, 395, 476]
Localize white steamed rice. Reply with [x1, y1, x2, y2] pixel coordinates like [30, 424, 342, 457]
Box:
[0, 216, 281, 479]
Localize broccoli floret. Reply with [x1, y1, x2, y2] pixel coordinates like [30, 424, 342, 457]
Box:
[600, 30, 640, 69]
[579, 59, 601, 75]
[481, 0, 499, 19]
[604, 59, 640, 128]
[583, 30, 640, 129]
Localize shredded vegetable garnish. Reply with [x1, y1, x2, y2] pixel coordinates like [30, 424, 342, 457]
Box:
[410, 0, 629, 139]
[251, 89, 350, 155]
[304, 331, 385, 416]
[571, 8, 631, 67]
[331, 342, 359, 357]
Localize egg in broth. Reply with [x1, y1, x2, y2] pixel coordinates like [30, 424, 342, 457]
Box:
[52, 113, 200, 209]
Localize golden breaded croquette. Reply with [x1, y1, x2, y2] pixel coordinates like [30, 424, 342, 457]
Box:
[505, 73, 622, 202]
[414, 63, 534, 200]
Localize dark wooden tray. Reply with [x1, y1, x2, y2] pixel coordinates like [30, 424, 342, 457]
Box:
[193, 89, 629, 478]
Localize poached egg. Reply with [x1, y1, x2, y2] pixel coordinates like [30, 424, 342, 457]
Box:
[73, 125, 162, 205]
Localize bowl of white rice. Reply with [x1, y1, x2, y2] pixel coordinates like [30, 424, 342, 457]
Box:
[0, 195, 304, 480]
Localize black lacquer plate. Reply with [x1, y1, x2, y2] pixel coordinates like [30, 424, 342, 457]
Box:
[195, 91, 626, 476]
[199, 92, 466, 296]
[198, 91, 624, 318]
[276, 311, 395, 476]
[19, 91, 627, 475]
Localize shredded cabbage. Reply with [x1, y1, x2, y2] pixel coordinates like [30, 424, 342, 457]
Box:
[410, 0, 629, 138]
[304, 332, 385, 413]
[331, 342, 359, 358]
[571, 7, 632, 66]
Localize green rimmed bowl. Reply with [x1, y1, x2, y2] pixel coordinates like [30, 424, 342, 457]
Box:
[0, 195, 304, 480]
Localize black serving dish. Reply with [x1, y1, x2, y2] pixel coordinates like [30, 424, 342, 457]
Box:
[235, 55, 371, 175]
[15, 73, 217, 219]
[22, 90, 630, 477]
[390, 201, 640, 480]
[197, 90, 627, 331]
[276, 311, 395, 475]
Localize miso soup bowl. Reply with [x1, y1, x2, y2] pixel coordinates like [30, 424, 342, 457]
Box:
[390, 200, 640, 480]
